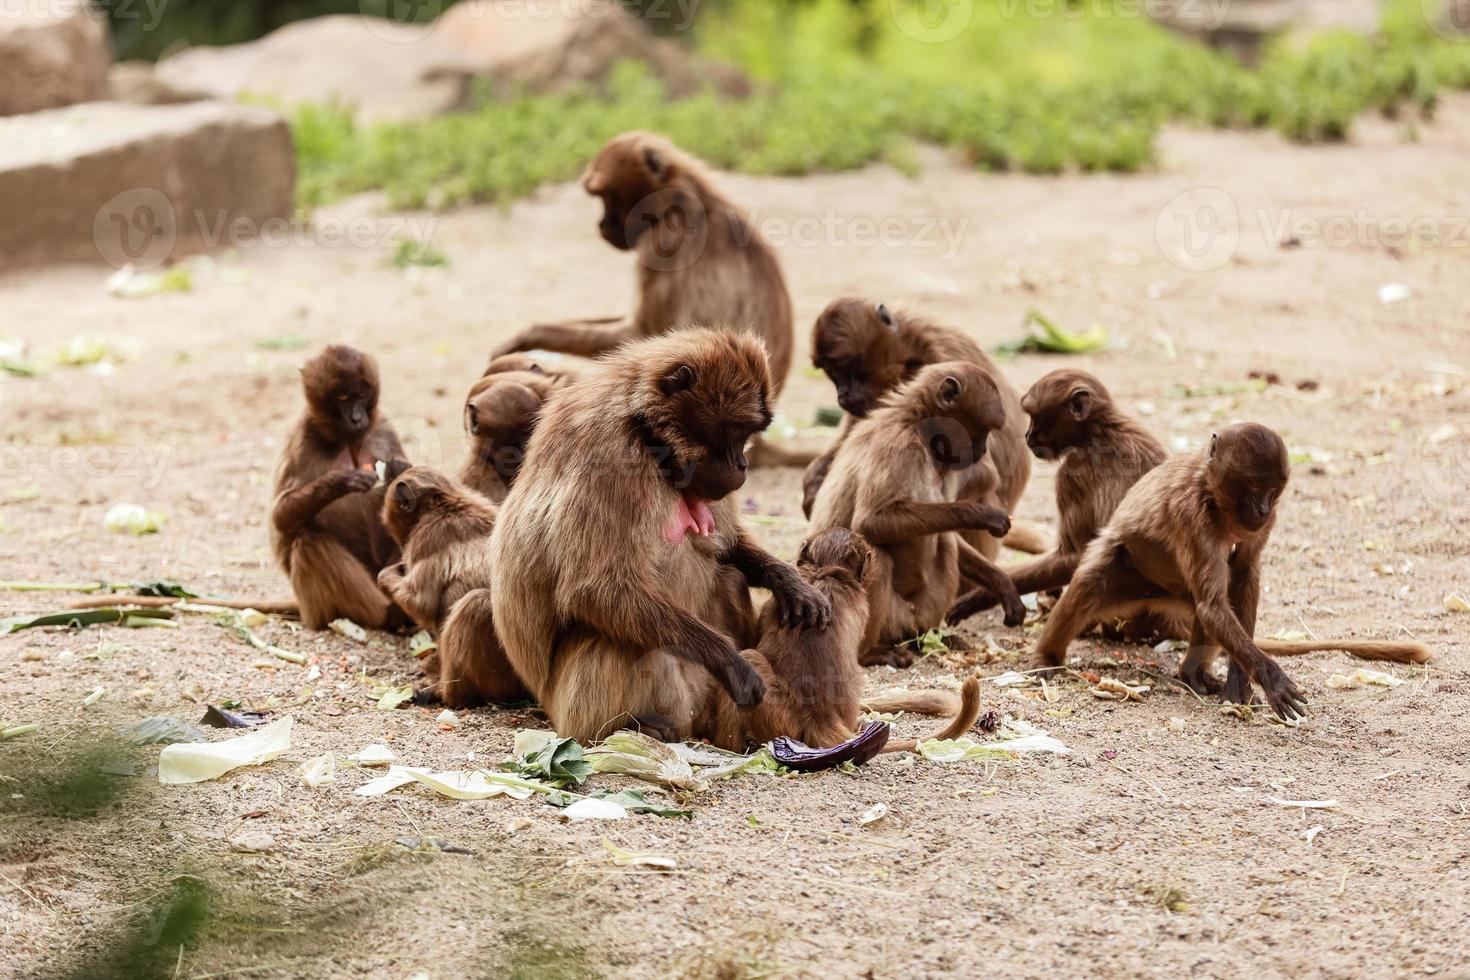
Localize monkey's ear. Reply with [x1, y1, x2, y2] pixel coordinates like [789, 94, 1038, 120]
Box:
[659, 364, 697, 396]
[465, 403, 480, 435]
[527, 362, 545, 375]
[642, 146, 669, 183]
[938, 375, 962, 406]
[797, 538, 813, 565]
[1207, 433, 1220, 462]
[876, 303, 897, 330]
[1068, 389, 1092, 421]
[392, 481, 417, 513]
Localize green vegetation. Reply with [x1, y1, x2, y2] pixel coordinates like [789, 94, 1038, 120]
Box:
[292, 0, 1470, 210]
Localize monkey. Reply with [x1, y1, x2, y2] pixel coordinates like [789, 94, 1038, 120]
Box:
[491, 131, 794, 388]
[1032, 423, 1430, 719]
[270, 345, 410, 631]
[947, 369, 1168, 625]
[459, 355, 582, 504]
[802, 298, 1038, 559]
[376, 467, 530, 707]
[704, 527, 984, 752]
[809, 361, 1026, 668]
[490, 329, 832, 744]
[488, 132, 814, 466]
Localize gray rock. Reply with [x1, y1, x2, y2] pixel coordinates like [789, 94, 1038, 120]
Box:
[154, 15, 483, 124]
[0, 0, 111, 116]
[0, 101, 295, 269]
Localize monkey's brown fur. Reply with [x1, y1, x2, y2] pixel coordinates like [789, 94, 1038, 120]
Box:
[804, 298, 1032, 559]
[949, 369, 1167, 624]
[378, 467, 528, 707]
[491, 329, 831, 743]
[271, 345, 408, 630]
[811, 361, 1025, 667]
[707, 528, 983, 752]
[459, 355, 580, 504]
[491, 132, 795, 394]
[1033, 423, 1312, 717]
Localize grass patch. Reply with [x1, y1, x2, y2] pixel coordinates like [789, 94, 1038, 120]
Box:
[287, 0, 1470, 209]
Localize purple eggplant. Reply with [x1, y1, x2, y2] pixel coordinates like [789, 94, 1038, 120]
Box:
[769, 721, 891, 772]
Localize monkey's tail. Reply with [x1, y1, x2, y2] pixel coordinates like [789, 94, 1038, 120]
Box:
[1001, 519, 1051, 555]
[746, 434, 820, 469]
[68, 595, 300, 616]
[867, 677, 983, 754]
[1258, 638, 1432, 665]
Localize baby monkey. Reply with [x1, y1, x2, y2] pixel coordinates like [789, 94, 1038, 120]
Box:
[948, 369, 1166, 624]
[707, 528, 982, 753]
[1034, 423, 1308, 718]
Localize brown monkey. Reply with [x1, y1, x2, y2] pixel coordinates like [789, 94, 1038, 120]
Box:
[377, 467, 529, 706]
[810, 361, 1026, 667]
[1034, 423, 1429, 719]
[803, 298, 1033, 559]
[706, 527, 983, 752]
[491, 131, 794, 394]
[948, 369, 1167, 624]
[1036, 423, 1303, 716]
[271, 345, 409, 630]
[490, 329, 830, 744]
[459, 355, 581, 504]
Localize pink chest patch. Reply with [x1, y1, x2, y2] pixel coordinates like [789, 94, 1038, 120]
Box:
[663, 494, 716, 545]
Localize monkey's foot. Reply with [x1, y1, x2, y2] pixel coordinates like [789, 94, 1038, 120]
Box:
[1179, 664, 1224, 696]
[860, 645, 916, 669]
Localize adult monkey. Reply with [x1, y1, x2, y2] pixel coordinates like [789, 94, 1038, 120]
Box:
[491, 329, 830, 743]
[490, 131, 808, 465]
[803, 298, 1040, 557]
[271, 345, 410, 630]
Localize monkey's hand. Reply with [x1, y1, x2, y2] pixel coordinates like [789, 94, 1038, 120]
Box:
[965, 504, 1012, 539]
[945, 587, 999, 625]
[769, 568, 833, 630]
[1254, 658, 1308, 722]
[998, 587, 1027, 628]
[333, 469, 379, 495]
[716, 645, 767, 708]
[377, 562, 408, 592]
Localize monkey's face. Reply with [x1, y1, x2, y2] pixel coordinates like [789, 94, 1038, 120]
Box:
[302, 345, 380, 444]
[913, 363, 1005, 472]
[585, 136, 674, 252]
[1021, 372, 1102, 461]
[1208, 423, 1291, 534]
[466, 382, 543, 487]
[811, 300, 915, 417]
[639, 337, 773, 505]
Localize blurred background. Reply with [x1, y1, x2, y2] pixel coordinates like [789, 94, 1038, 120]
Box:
[6, 0, 1468, 244]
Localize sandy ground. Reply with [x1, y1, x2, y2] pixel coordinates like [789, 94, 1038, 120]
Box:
[1, 95, 1468, 979]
